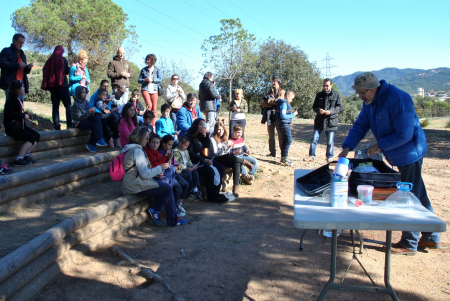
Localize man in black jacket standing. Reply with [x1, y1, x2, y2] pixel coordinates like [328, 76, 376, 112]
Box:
[0, 34, 33, 101]
[199, 72, 220, 132]
[307, 78, 342, 163]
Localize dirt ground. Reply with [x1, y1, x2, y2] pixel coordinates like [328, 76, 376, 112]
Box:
[1, 111, 450, 301]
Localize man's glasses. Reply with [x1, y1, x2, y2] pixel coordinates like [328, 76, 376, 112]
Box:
[356, 89, 370, 97]
[172, 78, 179, 80]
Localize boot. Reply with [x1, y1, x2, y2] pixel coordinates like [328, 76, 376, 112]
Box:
[232, 185, 240, 197]
[243, 159, 254, 172]
[240, 174, 253, 185]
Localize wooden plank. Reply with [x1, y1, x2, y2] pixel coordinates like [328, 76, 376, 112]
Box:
[0, 144, 88, 165]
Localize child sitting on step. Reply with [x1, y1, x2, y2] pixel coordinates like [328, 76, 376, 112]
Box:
[229, 123, 258, 185]
[118, 103, 138, 148]
[127, 89, 145, 124]
[173, 135, 203, 201]
[144, 134, 184, 217]
[95, 89, 120, 148]
[158, 135, 190, 217]
[139, 110, 155, 134]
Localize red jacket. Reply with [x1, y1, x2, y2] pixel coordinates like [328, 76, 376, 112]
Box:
[144, 147, 169, 167]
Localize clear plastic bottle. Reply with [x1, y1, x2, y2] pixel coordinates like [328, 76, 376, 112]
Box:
[383, 182, 421, 207]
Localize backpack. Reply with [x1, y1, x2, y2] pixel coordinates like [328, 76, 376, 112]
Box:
[110, 146, 140, 181]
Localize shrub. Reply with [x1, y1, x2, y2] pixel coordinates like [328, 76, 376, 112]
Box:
[26, 76, 51, 103]
[446, 120, 450, 128]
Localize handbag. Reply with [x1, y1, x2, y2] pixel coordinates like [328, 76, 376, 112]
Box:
[157, 83, 164, 96]
[171, 96, 182, 110]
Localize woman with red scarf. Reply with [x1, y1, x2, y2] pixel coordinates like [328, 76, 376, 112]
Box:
[3, 80, 40, 165]
[41, 45, 72, 130]
[176, 92, 203, 138]
[69, 50, 90, 103]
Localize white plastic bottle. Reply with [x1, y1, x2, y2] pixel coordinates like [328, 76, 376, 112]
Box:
[333, 157, 349, 176]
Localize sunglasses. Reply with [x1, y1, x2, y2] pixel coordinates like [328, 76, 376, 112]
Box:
[172, 78, 179, 80]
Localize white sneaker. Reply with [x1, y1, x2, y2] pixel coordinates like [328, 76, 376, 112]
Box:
[177, 204, 185, 213]
[177, 210, 186, 217]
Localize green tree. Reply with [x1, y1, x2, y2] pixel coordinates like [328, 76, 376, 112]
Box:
[340, 94, 360, 124]
[11, 0, 138, 82]
[201, 18, 256, 103]
[234, 38, 322, 118]
[158, 56, 197, 87]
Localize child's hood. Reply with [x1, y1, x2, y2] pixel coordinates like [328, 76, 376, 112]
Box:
[74, 86, 87, 104]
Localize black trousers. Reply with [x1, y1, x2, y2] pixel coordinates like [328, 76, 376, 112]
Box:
[50, 88, 72, 129]
[214, 154, 244, 186]
[100, 116, 119, 141]
[5, 125, 40, 144]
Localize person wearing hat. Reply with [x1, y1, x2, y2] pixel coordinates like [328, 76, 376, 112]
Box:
[306, 78, 342, 163]
[261, 76, 285, 157]
[338, 72, 441, 255]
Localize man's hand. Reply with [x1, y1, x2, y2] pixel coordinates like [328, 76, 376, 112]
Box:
[324, 110, 331, 115]
[204, 159, 213, 165]
[19, 62, 27, 68]
[367, 143, 380, 155]
[121, 71, 127, 77]
[338, 147, 350, 158]
[26, 63, 33, 69]
[319, 109, 325, 114]
[139, 111, 145, 116]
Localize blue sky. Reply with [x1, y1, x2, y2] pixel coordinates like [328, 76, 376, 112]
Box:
[1, 0, 449, 81]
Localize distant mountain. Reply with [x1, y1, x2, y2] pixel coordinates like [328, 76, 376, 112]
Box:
[333, 67, 429, 95]
[390, 68, 450, 95]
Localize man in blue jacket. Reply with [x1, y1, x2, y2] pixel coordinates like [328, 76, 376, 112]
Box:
[339, 72, 441, 255]
[176, 92, 203, 138]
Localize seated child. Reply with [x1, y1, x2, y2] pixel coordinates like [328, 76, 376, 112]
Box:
[95, 89, 120, 148]
[173, 135, 203, 201]
[229, 123, 258, 185]
[89, 79, 109, 112]
[156, 104, 179, 138]
[158, 135, 190, 217]
[72, 86, 107, 152]
[139, 110, 155, 134]
[144, 134, 184, 218]
[128, 89, 145, 124]
[118, 103, 138, 148]
[276, 90, 298, 166]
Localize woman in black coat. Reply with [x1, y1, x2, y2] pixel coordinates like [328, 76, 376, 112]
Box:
[3, 80, 40, 165]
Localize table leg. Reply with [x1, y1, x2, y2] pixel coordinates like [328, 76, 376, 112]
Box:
[299, 229, 308, 251]
[316, 229, 337, 301]
[355, 230, 364, 254]
[384, 231, 399, 301]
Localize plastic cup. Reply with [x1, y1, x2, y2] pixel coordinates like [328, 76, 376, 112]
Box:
[357, 185, 374, 204]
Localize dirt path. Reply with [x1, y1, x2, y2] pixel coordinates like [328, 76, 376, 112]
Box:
[1, 114, 449, 301]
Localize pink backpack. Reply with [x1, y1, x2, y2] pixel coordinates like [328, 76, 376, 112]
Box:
[110, 146, 140, 181]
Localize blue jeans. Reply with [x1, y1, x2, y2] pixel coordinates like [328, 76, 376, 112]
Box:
[76, 115, 103, 145]
[4, 89, 24, 102]
[277, 123, 292, 157]
[397, 158, 440, 251]
[238, 155, 258, 176]
[309, 129, 334, 159]
[136, 179, 177, 226]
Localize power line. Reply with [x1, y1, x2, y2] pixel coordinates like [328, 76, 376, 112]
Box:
[204, 0, 232, 19]
[135, 0, 208, 38]
[227, 0, 277, 37]
[122, 6, 204, 43]
[137, 37, 203, 63]
[181, 0, 220, 23]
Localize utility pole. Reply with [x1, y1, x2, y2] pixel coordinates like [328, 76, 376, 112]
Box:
[321, 53, 337, 79]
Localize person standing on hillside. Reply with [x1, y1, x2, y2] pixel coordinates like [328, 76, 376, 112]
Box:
[261, 76, 285, 157]
[338, 72, 441, 255]
[306, 78, 342, 163]
[108, 47, 132, 108]
[199, 72, 220, 133]
[0, 34, 33, 101]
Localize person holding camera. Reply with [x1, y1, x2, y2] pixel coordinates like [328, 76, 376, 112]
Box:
[307, 78, 342, 163]
[261, 76, 285, 157]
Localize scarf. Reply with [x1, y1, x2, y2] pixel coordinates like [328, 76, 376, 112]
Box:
[74, 62, 87, 87]
[41, 45, 65, 90]
[183, 103, 198, 120]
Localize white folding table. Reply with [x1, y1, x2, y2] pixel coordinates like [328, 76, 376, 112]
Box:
[293, 169, 447, 301]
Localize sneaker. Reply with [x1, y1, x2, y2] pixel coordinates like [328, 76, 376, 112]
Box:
[326, 158, 334, 163]
[96, 138, 108, 147]
[177, 204, 186, 213]
[176, 218, 187, 226]
[149, 208, 163, 226]
[13, 158, 32, 166]
[0, 164, 13, 174]
[108, 138, 115, 148]
[177, 210, 186, 217]
[281, 157, 293, 166]
[192, 191, 203, 201]
[24, 155, 37, 164]
[115, 138, 122, 148]
[86, 144, 98, 152]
